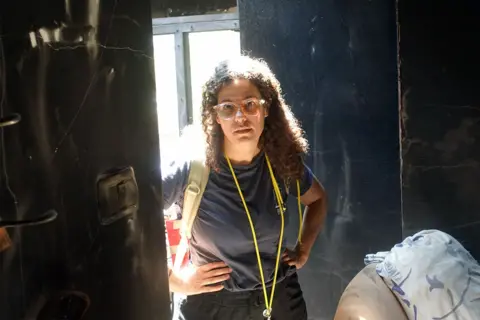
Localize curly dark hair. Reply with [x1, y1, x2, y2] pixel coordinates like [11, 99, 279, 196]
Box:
[201, 55, 309, 181]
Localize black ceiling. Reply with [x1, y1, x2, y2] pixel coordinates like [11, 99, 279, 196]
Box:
[151, 0, 237, 17]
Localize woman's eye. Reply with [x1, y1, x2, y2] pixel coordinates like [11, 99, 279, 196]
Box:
[222, 104, 235, 111]
[245, 101, 256, 110]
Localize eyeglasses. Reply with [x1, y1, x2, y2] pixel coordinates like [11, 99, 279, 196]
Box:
[214, 98, 266, 120]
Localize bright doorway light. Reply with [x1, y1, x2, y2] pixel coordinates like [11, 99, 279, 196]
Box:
[153, 29, 240, 164]
[188, 30, 241, 124]
[153, 34, 178, 164]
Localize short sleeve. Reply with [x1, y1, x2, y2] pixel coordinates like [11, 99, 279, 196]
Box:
[291, 161, 314, 198]
[152, 156, 190, 210]
[152, 124, 206, 210]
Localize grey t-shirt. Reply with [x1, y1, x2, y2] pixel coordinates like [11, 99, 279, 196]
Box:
[160, 151, 313, 292]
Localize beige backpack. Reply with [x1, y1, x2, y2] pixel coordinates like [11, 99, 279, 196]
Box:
[172, 158, 210, 270]
[169, 125, 210, 271]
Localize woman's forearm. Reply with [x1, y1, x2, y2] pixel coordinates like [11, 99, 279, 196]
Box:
[168, 268, 185, 293]
[300, 197, 327, 253]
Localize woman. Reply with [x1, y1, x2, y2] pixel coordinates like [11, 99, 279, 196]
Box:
[160, 55, 327, 320]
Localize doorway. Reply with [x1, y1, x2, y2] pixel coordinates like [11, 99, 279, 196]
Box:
[152, 13, 240, 163]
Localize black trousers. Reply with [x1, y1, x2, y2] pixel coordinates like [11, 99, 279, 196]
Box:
[172, 273, 307, 320]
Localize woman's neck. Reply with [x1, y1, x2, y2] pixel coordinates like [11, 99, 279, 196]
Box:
[224, 142, 261, 165]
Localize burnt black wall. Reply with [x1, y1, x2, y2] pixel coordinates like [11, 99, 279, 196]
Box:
[399, 1, 480, 259]
[2, 0, 479, 319]
[239, 1, 402, 319]
[240, 0, 480, 318]
[0, 1, 170, 319]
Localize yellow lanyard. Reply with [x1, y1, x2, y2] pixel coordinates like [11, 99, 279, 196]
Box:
[226, 154, 303, 319]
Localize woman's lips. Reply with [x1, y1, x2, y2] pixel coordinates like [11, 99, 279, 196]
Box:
[233, 128, 252, 134]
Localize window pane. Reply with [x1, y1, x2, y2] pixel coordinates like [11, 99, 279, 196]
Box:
[188, 31, 241, 124]
[153, 34, 178, 162]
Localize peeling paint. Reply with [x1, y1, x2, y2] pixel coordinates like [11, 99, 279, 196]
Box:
[0, 228, 11, 252]
[434, 118, 480, 161]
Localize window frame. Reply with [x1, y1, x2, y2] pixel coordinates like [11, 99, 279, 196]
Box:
[152, 13, 240, 133]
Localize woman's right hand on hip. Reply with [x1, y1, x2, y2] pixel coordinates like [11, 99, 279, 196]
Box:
[169, 261, 232, 295]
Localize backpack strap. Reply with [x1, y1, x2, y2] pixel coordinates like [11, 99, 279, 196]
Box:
[181, 159, 210, 239]
[173, 158, 210, 270]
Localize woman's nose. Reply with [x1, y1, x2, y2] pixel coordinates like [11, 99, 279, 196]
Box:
[233, 108, 247, 122]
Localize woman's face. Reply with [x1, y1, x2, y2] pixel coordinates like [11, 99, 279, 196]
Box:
[215, 79, 268, 147]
